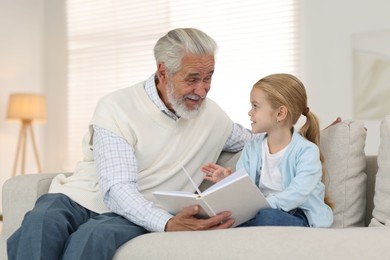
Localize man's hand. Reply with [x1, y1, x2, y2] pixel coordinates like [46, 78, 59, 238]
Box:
[165, 205, 235, 232]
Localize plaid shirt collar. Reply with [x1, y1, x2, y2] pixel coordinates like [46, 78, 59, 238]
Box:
[144, 74, 179, 120]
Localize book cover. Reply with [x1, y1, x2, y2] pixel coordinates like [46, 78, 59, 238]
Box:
[153, 168, 270, 227]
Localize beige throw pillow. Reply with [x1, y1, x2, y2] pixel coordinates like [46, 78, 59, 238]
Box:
[320, 120, 367, 228]
[370, 115, 390, 227]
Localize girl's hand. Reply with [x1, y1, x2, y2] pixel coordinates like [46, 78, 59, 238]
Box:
[201, 163, 232, 183]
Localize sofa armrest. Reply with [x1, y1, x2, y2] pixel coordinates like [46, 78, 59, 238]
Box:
[2, 172, 71, 236]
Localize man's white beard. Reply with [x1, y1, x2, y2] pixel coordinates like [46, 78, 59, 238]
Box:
[166, 82, 206, 119]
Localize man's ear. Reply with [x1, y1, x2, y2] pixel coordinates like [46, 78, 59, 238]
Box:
[277, 106, 288, 121]
[157, 63, 168, 85]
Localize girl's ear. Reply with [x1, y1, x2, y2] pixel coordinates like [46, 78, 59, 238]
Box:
[277, 106, 288, 122]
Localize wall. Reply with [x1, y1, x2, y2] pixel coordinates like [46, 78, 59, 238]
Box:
[0, 0, 67, 214]
[0, 0, 45, 212]
[301, 0, 390, 155]
[42, 0, 68, 173]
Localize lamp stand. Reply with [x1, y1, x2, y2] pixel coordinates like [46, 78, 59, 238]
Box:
[12, 120, 43, 176]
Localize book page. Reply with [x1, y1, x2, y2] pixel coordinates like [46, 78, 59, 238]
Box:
[203, 168, 247, 195]
[153, 191, 214, 218]
[153, 190, 197, 197]
[202, 169, 270, 227]
[153, 191, 198, 215]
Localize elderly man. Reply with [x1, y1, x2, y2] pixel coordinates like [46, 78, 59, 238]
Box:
[7, 28, 252, 260]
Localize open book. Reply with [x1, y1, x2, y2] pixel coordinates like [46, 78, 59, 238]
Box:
[153, 168, 270, 227]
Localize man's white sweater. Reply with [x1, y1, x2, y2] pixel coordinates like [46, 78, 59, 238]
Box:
[49, 81, 233, 213]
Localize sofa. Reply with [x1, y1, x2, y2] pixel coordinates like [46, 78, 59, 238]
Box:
[1, 119, 390, 260]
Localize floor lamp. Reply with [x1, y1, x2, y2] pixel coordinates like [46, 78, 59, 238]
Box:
[6, 93, 47, 176]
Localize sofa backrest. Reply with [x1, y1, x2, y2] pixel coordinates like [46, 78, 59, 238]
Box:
[365, 156, 378, 226]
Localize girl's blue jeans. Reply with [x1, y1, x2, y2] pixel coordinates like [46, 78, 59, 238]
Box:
[239, 208, 309, 227]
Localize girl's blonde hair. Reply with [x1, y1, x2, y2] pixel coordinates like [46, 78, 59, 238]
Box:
[253, 73, 333, 208]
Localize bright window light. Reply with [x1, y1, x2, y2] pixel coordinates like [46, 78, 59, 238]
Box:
[65, 0, 300, 170]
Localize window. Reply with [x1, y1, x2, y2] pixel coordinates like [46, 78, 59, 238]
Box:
[65, 0, 300, 170]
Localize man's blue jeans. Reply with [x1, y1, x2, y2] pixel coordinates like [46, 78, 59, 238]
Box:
[239, 208, 309, 227]
[7, 193, 148, 260]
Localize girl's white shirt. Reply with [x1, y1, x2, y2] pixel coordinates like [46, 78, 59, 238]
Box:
[259, 137, 287, 197]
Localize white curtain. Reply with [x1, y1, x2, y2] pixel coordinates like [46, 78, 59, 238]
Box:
[65, 0, 300, 170]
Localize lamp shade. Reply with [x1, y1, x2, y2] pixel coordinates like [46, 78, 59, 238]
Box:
[6, 93, 47, 122]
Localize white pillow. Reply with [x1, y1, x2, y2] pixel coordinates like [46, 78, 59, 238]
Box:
[320, 120, 367, 228]
[370, 115, 390, 227]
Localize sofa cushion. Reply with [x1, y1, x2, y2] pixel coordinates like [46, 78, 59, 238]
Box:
[370, 115, 390, 227]
[320, 120, 367, 228]
[113, 226, 390, 259]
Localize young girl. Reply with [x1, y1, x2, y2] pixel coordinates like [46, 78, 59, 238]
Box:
[202, 73, 333, 228]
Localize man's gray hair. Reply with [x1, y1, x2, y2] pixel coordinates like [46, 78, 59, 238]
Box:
[153, 28, 218, 76]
